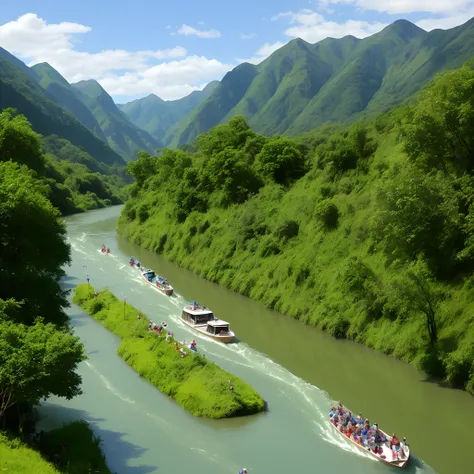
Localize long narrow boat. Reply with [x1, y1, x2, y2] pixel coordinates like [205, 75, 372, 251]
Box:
[141, 269, 174, 296]
[329, 404, 410, 469]
[180, 302, 234, 343]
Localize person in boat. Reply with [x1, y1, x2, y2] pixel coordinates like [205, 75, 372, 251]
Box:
[238, 469, 247, 474]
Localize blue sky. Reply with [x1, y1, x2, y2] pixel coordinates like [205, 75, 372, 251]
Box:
[0, 0, 473, 102]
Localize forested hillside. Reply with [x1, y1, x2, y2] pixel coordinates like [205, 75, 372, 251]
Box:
[166, 18, 474, 147]
[0, 108, 126, 214]
[72, 79, 160, 161]
[32, 62, 107, 141]
[0, 53, 124, 167]
[118, 61, 474, 395]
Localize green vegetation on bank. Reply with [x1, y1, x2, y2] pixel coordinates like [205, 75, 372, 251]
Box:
[118, 61, 474, 395]
[0, 158, 108, 469]
[0, 108, 127, 215]
[73, 284, 265, 418]
[1, 421, 112, 474]
[0, 434, 59, 474]
[164, 18, 474, 147]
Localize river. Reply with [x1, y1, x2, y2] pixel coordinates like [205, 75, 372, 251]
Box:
[37, 206, 472, 474]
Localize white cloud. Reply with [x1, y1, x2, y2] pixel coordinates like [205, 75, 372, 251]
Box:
[175, 24, 221, 38]
[0, 13, 232, 100]
[318, 0, 473, 15]
[240, 33, 257, 39]
[237, 41, 287, 65]
[100, 56, 232, 97]
[273, 9, 387, 43]
[316, 1, 474, 34]
[416, 7, 474, 30]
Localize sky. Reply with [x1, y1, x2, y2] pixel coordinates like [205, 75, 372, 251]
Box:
[0, 0, 473, 103]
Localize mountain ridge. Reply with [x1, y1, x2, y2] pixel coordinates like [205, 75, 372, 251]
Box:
[0, 55, 124, 166]
[164, 17, 474, 146]
[71, 79, 161, 160]
[118, 80, 219, 146]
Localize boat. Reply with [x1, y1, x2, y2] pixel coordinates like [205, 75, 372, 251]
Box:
[141, 269, 174, 296]
[329, 403, 410, 469]
[180, 302, 234, 343]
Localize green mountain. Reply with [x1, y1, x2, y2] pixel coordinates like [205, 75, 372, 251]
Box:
[167, 18, 474, 146]
[0, 54, 124, 166]
[31, 62, 107, 141]
[118, 81, 218, 145]
[72, 79, 161, 161]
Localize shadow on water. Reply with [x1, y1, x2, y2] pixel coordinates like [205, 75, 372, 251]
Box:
[38, 404, 158, 474]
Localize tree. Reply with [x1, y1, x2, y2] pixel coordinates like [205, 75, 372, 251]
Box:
[0, 162, 70, 326]
[0, 318, 86, 425]
[371, 165, 461, 274]
[205, 148, 262, 205]
[197, 116, 255, 157]
[0, 109, 45, 174]
[127, 151, 156, 187]
[390, 258, 443, 347]
[255, 136, 307, 186]
[401, 63, 474, 174]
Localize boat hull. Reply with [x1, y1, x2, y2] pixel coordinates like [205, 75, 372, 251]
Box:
[329, 421, 409, 468]
[141, 274, 174, 296]
[180, 318, 234, 343]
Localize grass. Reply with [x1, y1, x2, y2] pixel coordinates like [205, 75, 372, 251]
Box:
[73, 284, 266, 418]
[0, 434, 59, 474]
[0, 421, 112, 474]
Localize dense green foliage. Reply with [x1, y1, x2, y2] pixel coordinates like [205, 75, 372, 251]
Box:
[0, 319, 85, 419]
[71, 80, 160, 161]
[73, 284, 266, 418]
[118, 81, 218, 146]
[0, 109, 126, 215]
[1, 422, 112, 474]
[166, 19, 474, 147]
[0, 137, 109, 470]
[0, 55, 123, 166]
[118, 62, 474, 395]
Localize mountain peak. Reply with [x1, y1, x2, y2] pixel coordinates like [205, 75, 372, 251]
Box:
[72, 79, 109, 99]
[383, 19, 426, 40]
[31, 62, 69, 86]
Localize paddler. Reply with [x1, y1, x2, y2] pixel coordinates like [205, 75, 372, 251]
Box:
[238, 469, 247, 474]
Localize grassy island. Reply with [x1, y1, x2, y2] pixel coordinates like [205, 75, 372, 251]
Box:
[73, 284, 265, 418]
[0, 421, 112, 474]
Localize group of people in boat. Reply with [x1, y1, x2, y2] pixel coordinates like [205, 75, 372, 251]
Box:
[329, 402, 408, 462]
[129, 257, 141, 269]
[100, 244, 110, 254]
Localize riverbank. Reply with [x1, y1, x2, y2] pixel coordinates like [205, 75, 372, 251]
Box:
[73, 284, 265, 418]
[0, 421, 111, 474]
[116, 66, 474, 395]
